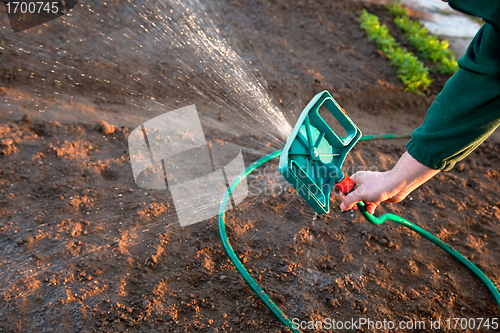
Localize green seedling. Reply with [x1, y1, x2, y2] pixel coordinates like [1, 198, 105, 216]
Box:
[386, 2, 459, 75]
[358, 9, 432, 94]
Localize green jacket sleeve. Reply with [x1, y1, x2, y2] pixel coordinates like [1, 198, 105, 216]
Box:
[406, 23, 500, 171]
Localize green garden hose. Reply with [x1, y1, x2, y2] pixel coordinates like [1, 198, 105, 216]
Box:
[359, 133, 411, 141]
[217, 150, 301, 331]
[218, 150, 500, 333]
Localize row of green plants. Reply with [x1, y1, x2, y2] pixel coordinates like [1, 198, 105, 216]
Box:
[386, 2, 459, 75]
[358, 9, 432, 94]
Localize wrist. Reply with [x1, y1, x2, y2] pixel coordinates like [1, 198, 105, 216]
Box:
[388, 151, 440, 197]
[383, 168, 408, 198]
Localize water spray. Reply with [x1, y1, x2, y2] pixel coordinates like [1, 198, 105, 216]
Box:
[218, 91, 500, 333]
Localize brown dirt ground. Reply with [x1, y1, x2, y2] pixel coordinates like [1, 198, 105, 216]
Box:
[0, 0, 499, 332]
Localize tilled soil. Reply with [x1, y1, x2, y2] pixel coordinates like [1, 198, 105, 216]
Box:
[0, 0, 499, 332]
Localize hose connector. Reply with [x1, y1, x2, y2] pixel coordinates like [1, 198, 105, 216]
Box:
[335, 173, 356, 195]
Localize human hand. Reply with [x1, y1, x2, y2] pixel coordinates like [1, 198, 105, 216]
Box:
[339, 151, 440, 214]
[339, 170, 406, 214]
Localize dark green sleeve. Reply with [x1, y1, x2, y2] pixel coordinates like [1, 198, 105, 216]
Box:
[406, 23, 500, 171]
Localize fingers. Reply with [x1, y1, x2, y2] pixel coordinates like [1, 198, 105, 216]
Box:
[339, 171, 379, 213]
[339, 172, 366, 211]
[348, 171, 363, 185]
[339, 171, 385, 213]
[340, 200, 378, 214]
[339, 196, 378, 214]
[339, 185, 365, 211]
[365, 202, 379, 215]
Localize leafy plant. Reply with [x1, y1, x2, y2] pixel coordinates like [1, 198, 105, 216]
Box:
[386, 2, 459, 75]
[358, 9, 432, 94]
[386, 2, 407, 17]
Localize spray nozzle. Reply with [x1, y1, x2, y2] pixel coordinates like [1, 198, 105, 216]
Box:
[279, 90, 361, 214]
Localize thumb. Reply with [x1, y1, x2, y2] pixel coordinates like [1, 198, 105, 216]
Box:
[340, 185, 365, 211]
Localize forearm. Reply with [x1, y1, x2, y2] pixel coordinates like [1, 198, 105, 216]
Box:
[406, 23, 500, 171]
[386, 151, 440, 201]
